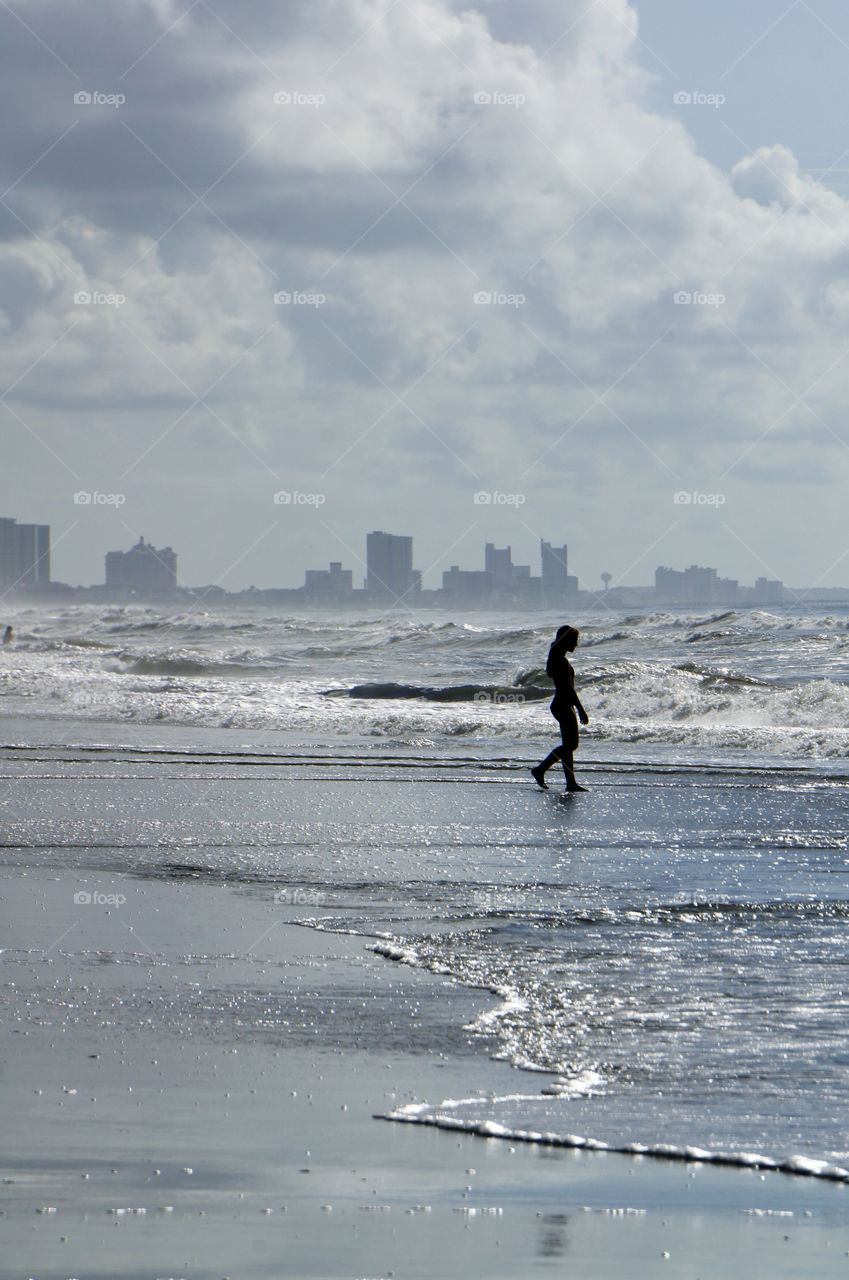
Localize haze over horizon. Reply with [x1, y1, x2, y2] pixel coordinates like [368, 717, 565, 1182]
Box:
[4, 0, 849, 595]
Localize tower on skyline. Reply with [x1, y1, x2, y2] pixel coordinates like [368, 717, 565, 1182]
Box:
[0, 516, 51, 588]
[540, 540, 568, 590]
[540, 539, 578, 603]
[366, 531, 419, 600]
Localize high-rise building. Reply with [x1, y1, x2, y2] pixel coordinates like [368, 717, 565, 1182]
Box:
[540, 540, 568, 589]
[366, 531, 417, 600]
[484, 542, 537, 601]
[0, 517, 51, 588]
[484, 542, 513, 588]
[105, 536, 177, 593]
[540, 540, 578, 602]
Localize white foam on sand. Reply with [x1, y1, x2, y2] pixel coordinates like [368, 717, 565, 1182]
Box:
[378, 1103, 849, 1183]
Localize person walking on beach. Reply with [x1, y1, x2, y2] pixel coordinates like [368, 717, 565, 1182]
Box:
[531, 624, 589, 792]
[2, 625, 11, 646]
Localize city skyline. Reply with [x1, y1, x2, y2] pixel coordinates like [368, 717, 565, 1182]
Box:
[0, 513, 803, 606]
[0, 502, 819, 599]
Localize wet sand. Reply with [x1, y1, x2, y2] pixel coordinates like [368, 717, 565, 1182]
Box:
[1, 719, 848, 1277]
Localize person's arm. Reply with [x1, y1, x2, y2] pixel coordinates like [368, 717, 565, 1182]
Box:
[568, 663, 589, 724]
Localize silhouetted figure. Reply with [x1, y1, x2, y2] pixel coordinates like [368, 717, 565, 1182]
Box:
[531, 624, 589, 792]
[2, 625, 11, 646]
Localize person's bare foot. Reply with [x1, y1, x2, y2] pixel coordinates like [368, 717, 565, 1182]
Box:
[531, 766, 549, 789]
[566, 781, 588, 791]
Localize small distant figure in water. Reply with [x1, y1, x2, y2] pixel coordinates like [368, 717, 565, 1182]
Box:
[2, 625, 11, 646]
[531, 624, 589, 792]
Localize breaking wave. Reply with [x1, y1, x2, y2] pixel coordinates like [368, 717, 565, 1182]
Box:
[4, 602, 849, 758]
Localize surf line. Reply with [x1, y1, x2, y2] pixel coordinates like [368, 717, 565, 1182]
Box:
[376, 1106, 849, 1183]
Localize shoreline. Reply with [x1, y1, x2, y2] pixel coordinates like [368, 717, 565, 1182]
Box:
[3, 871, 849, 1279]
[6, 865, 849, 1274]
[2, 716, 849, 1276]
[380, 1108, 849, 1184]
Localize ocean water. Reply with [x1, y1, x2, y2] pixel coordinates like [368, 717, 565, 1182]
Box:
[3, 601, 849, 1181]
[4, 600, 849, 758]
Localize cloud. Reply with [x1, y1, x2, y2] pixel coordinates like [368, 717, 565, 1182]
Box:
[3, 0, 849, 587]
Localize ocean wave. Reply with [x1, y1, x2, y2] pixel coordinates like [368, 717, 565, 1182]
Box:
[372, 889, 849, 1183]
[671, 661, 774, 688]
[122, 655, 279, 678]
[328, 681, 551, 703]
[595, 664, 849, 733]
[5, 662, 849, 756]
[6, 604, 849, 757]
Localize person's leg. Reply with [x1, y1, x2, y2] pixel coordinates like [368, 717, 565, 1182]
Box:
[559, 716, 587, 791]
[531, 746, 561, 788]
[559, 749, 586, 790]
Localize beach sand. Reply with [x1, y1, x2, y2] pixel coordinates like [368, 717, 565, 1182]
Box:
[2, 717, 848, 1278]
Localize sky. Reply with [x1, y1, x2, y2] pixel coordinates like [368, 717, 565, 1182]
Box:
[3, 0, 849, 593]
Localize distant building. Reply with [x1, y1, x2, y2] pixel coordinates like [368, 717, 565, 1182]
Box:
[484, 542, 513, 588]
[655, 564, 738, 604]
[752, 576, 784, 604]
[540, 540, 567, 588]
[366, 531, 418, 600]
[0, 516, 50, 588]
[442, 565, 490, 602]
[540, 539, 578, 604]
[484, 542, 538, 603]
[105, 536, 177, 593]
[304, 561, 354, 601]
[485, 543, 527, 589]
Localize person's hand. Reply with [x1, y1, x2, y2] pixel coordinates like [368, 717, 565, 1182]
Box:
[579, 710, 589, 725]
